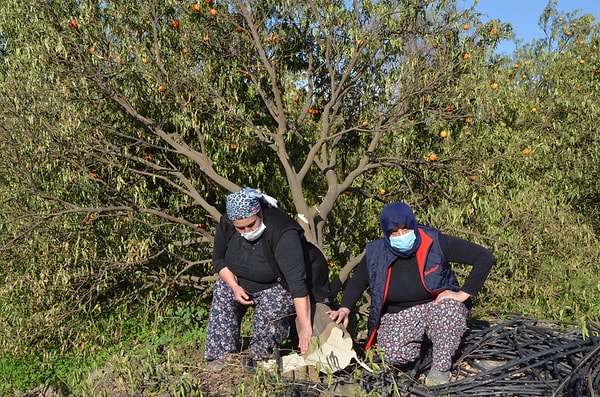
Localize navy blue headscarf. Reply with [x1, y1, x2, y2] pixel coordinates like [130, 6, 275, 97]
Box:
[379, 202, 422, 258]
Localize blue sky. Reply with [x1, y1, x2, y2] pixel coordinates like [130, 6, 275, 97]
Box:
[461, 0, 600, 53]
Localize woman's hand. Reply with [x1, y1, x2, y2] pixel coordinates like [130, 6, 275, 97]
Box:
[434, 289, 471, 304]
[297, 324, 312, 355]
[326, 307, 351, 328]
[231, 285, 255, 305]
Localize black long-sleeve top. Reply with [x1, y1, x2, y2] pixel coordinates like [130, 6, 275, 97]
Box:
[212, 213, 309, 298]
[340, 234, 495, 312]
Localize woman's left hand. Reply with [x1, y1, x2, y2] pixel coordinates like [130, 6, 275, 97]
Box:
[434, 289, 471, 304]
[297, 325, 312, 355]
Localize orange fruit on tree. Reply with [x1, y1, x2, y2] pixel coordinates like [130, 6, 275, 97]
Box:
[463, 53, 470, 60]
[379, 188, 387, 195]
[522, 147, 531, 155]
[490, 82, 498, 90]
[428, 153, 438, 162]
[158, 85, 166, 93]
[69, 19, 78, 29]
[492, 28, 499, 35]
[191, 3, 201, 11]
[531, 107, 537, 113]
[171, 19, 180, 28]
[579, 59, 585, 65]
[209, 8, 218, 16]
[470, 175, 478, 181]
[439, 130, 448, 138]
[465, 116, 473, 124]
[205, 0, 213, 4]
[462, 23, 470, 30]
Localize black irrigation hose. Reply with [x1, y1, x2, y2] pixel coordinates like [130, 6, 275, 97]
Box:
[275, 317, 600, 397]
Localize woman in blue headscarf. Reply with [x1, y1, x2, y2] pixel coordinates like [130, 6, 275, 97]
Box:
[328, 202, 495, 386]
[204, 187, 315, 365]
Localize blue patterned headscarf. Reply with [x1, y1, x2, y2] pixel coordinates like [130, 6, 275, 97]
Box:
[379, 202, 421, 258]
[226, 187, 278, 221]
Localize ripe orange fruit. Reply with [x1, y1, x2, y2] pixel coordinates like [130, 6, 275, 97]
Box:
[446, 105, 454, 112]
[203, 35, 209, 42]
[209, 8, 218, 16]
[362, 120, 369, 126]
[522, 147, 531, 155]
[531, 107, 537, 113]
[269, 34, 278, 42]
[490, 82, 498, 90]
[191, 3, 201, 11]
[492, 28, 499, 35]
[514, 63, 520, 68]
[158, 85, 166, 93]
[171, 19, 180, 28]
[428, 153, 438, 162]
[69, 19, 78, 29]
[521, 74, 527, 79]
[463, 53, 470, 60]
[357, 39, 365, 46]
[293, 97, 299, 103]
[579, 59, 585, 65]
[465, 116, 473, 124]
[470, 175, 478, 181]
[243, 71, 250, 78]
[344, 190, 351, 196]
[230, 143, 237, 150]
[379, 188, 387, 195]
[462, 24, 470, 30]
[236, 27, 244, 33]
[439, 130, 448, 138]
[205, 0, 213, 4]
[142, 58, 149, 64]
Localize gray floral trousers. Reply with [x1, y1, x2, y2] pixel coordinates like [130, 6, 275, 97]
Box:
[377, 298, 469, 372]
[204, 278, 295, 361]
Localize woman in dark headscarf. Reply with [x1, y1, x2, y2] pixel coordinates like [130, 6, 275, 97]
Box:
[204, 187, 313, 365]
[328, 202, 495, 386]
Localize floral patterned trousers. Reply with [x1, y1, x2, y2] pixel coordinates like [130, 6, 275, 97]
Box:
[204, 278, 295, 361]
[377, 298, 469, 372]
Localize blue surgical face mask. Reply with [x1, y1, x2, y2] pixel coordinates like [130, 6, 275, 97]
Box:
[241, 221, 266, 241]
[389, 230, 416, 252]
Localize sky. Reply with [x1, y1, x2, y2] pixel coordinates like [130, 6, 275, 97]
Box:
[461, 0, 600, 53]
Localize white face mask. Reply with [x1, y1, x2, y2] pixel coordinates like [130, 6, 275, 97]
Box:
[240, 221, 266, 241]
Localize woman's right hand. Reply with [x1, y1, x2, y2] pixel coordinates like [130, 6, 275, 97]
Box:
[232, 285, 255, 305]
[326, 307, 351, 328]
